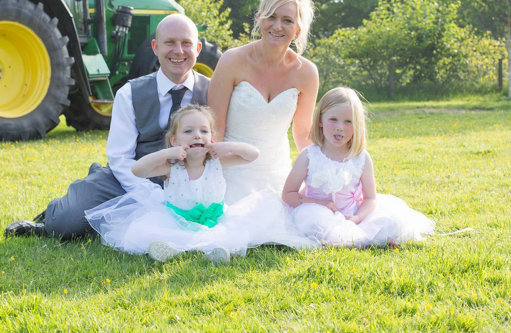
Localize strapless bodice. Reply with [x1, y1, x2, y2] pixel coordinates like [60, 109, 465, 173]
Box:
[223, 81, 299, 204]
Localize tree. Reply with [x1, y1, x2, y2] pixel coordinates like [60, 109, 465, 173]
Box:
[308, 0, 503, 97]
[312, 0, 378, 40]
[219, 0, 378, 44]
[352, 0, 462, 91]
[179, 0, 235, 50]
[467, 0, 511, 97]
[220, 0, 259, 39]
[440, 0, 510, 97]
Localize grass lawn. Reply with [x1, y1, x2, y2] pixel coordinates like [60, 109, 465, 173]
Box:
[1, 98, 510, 331]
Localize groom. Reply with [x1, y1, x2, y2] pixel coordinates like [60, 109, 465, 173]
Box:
[5, 14, 210, 239]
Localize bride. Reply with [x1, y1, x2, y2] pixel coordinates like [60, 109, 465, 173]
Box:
[208, 0, 319, 204]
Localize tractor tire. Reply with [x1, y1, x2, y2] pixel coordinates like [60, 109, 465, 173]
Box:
[63, 93, 111, 131]
[128, 35, 221, 79]
[0, 0, 73, 141]
[195, 37, 222, 77]
[63, 33, 159, 132]
[127, 34, 159, 80]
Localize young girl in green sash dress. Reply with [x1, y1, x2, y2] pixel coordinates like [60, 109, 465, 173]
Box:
[86, 105, 260, 263]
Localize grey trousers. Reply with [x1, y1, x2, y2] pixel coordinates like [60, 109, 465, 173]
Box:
[44, 163, 127, 239]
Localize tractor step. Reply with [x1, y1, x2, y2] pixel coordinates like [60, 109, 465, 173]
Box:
[90, 99, 113, 104]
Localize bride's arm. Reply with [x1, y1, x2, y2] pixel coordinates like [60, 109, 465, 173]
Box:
[292, 59, 319, 151]
[208, 49, 238, 142]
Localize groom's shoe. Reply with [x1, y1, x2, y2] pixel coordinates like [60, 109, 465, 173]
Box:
[4, 221, 45, 238]
[4, 211, 46, 238]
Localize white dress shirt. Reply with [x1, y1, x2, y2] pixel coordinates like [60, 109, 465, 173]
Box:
[106, 69, 195, 192]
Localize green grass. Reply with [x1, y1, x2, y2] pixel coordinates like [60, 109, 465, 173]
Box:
[367, 93, 511, 115]
[1, 99, 510, 331]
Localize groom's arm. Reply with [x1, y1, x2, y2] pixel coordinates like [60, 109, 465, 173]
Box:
[106, 83, 162, 192]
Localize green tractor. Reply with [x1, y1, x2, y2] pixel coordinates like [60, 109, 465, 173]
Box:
[0, 0, 221, 141]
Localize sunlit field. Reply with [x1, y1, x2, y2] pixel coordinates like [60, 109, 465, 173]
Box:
[1, 99, 510, 331]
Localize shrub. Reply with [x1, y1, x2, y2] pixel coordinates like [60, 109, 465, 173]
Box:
[307, 0, 507, 99]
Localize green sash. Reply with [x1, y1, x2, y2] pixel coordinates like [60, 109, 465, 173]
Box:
[166, 201, 224, 229]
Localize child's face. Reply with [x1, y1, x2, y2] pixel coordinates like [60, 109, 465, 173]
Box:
[170, 112, 213, 155]
[320, 105, 353, 150]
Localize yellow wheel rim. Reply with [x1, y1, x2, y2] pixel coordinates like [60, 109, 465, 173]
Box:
[0, 21, 51, 118]
[90, 97, 113, 117]
[193, 62, 214, 78]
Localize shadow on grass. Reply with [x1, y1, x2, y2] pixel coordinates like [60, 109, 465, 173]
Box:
[0, 235, 304, 295]
[45, 127, 107, 141]
[0, 233, 420, 301]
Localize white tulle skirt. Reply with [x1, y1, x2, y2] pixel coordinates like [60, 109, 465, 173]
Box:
[86, 189, 317, 256]
[292, 194, 435, 247]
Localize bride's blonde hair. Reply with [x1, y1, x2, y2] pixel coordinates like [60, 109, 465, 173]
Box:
[309, 87, 367, 159]
[252, 0, 314, 55]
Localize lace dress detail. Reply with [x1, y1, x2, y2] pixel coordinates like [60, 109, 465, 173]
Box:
[306, 145, 365, 195]
[292, 145, 435, 247]
[223, 81, 299, 204]
[164, 159, 225, 209]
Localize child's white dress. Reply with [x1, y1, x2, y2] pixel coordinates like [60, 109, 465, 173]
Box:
[86, 158, 315, 255]
[292, 145, 435, 247]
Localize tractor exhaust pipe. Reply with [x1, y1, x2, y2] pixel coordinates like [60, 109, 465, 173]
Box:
[82, 0, 90, 36]
[95, 0, 107, 56]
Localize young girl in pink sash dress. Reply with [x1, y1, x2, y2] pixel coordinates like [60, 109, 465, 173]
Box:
[282, 87, 435, 247]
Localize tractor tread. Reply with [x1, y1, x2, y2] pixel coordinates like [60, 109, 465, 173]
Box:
[0, 0, 72, 141]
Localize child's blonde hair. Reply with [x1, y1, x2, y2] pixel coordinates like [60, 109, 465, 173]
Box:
[252, 0, 314, 55]
[165, 104, 216, 150]
[309, 87, 367, 158]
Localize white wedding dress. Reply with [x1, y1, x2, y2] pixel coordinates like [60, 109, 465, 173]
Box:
[223, 81, 299, 204]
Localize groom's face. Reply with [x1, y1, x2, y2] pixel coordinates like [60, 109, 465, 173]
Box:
[152, 15, 202, 84]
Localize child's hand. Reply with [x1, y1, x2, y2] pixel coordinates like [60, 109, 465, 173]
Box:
[206, 142, 231, 159]
[323, 201, 339, 213]
[167, 145, 188, 160]
[346, 215, 361, 224]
